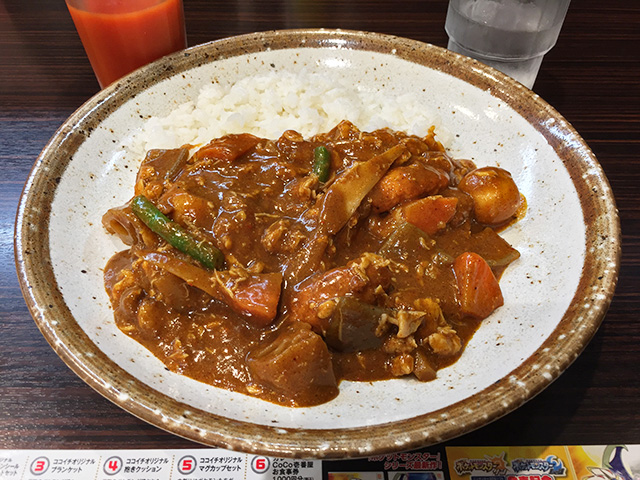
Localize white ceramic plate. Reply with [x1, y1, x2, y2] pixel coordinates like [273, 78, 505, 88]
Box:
[15, 29, 620, 458]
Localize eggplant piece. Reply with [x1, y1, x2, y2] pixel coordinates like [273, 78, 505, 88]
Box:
[413, 348, 437, 382]
[324, 297, 387, 352]
[378, 221, 435, 266]
[138, 148, 190, 183]
[325, 297, 428, 352]
[469, 227, 520, 268]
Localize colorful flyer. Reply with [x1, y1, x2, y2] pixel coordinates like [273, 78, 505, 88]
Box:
[0, 445, 638, 480]
[566, 445, 639, 480]
[324, 448, 448, 480]
[445, 445, 640, 480]
[446, 446, 576, 480]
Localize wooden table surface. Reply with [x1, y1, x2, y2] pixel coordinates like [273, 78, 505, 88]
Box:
[1, 0, 639, 452]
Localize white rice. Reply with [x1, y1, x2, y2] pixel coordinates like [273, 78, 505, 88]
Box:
[130, 69, 450, 155]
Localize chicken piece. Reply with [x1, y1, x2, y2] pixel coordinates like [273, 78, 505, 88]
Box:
[428, 326, 462, 356]
[261, 219, 306, 254]
[390, 354, 415, 377]
[383, 335, 418, 355]
[377, 310, 426, 339]
[165, 190, 217, 232]
[136, 297, 164, 334]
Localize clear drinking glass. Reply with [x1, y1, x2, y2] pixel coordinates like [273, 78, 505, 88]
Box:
[65, 0, 187, 88]
[445, 0, 571, 88]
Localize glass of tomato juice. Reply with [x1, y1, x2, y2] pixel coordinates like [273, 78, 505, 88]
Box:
[65, 0, 187, 88]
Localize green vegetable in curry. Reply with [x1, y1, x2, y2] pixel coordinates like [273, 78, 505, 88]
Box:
[130, 194, 224, 270]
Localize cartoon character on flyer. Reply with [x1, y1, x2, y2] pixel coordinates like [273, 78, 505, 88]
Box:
[584, 445, 638, 480]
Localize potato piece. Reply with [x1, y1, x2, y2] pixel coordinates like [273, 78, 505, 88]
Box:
[459, 167, 520, 225]
[247, 324, 338, 406]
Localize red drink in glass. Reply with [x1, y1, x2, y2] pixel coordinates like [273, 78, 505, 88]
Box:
[66, 0, 187, 88]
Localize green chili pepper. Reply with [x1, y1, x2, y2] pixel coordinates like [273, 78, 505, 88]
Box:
[130, 195, 224, 270]
[312, 145, 331, 182]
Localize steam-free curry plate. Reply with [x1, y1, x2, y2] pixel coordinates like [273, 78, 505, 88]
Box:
[15, 29, 620, 458]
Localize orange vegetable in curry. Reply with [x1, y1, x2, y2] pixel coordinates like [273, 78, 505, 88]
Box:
[102, 121, 524, 407]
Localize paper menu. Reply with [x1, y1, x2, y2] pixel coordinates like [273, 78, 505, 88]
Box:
[0, 444, 637, 480]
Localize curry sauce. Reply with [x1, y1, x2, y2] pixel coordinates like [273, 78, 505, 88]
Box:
[103, 121, 522, 407]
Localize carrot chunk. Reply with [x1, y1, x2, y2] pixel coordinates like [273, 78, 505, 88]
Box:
[195, 133, 260, 162]
[229, 272, 283, 327]
[402, 195, 458, 235]
[140, 250, 282, 327]
[368, 163, 450, 213]
[453, 252, 504, 319]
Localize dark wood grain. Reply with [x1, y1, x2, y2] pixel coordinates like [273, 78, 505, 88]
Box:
[1, 0, 639, 451]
